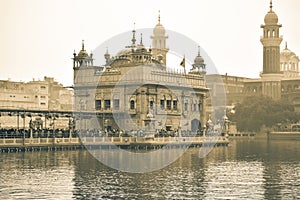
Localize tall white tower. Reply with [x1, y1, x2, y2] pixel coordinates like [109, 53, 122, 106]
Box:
[260, 0, 283, 74]
[151, 11, 169, 66]
[260, 0, 283, 99]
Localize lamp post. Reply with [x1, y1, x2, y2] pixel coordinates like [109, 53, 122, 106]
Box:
[20, 112, 25, 139]
[28, 114, 33, 139]
[104, 119, 108, 136]
[21, 112, 26, 144]
[202, 124, 206, 137]
[17, 111, 20, 133]
[66, 114, 72, 139]
[44, 113, 48, 136]
[223, 114, 230, 138]
[53, 116, 56, 131]
[21, 112, 25, 130]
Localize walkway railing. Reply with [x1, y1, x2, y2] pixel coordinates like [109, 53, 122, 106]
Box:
[0, 136, 227, 147]
[0, 137, 80, 146]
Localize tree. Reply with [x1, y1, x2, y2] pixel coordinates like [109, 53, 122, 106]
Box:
[229, 96, 300, 132]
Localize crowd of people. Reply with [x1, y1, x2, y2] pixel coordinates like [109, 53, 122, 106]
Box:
[0, 127, 223, 139]
[0, 128, 77, 138]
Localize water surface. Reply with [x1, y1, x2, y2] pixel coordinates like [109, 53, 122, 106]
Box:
[0, 139, 299, 199]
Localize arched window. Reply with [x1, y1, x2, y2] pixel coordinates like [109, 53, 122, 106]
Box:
[130, 100, 135, 110]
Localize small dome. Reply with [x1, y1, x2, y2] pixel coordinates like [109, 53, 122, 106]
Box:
[153, 23, 166, 36]
[264, 11, 278, 24]
[78, 40, 89, 57]
[281, 48, 296, 58]
[281, 42, 296, 58]
[194, 55, 204, 64]
[281, 48, 293, 56]
[78, 49, 89, 57]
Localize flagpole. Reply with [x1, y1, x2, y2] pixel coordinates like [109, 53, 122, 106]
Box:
[180, 55, 186, 74]
[184, 55, 186, 74]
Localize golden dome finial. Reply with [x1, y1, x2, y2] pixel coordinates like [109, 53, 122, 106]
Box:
[158, 10, 161, 24]
[140, 33, 143, 45]
[82, 40, 85, 50]
[132, 23, 136, 46]
[270, 0, 273, 12]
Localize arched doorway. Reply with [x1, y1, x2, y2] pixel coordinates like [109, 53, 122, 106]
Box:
[191, 119, 201, 132]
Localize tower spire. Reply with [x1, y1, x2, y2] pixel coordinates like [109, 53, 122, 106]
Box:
[140, 33, 143, 45]
[104, 47, 110, 65]
[270, 0, 273, 12]
[131, 22, 136, 46]
[198, 45, 200, 56]
[82, 40, 85, 50]
[158, 10, 161, 24]
[285, 41, 288, 49]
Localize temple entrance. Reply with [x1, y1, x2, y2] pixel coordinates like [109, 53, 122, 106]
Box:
[191, 119, 201, 132]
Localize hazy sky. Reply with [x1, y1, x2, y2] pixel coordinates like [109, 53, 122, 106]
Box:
[1, 0, 300, 86]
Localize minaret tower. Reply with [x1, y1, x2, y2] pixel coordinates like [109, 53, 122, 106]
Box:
[260, 1, 283, 99]
[73, 40, 94, 82]
[151, 11, 169, 66]
[260, 0, 283, 74]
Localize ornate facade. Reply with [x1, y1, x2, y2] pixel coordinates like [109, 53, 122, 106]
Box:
[73, 16, 209, 134]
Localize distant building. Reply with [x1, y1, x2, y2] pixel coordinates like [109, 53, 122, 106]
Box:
[208, 1, 300, 112]
[73, 15, 209, 134]
[206, 74, 250, 107]
[0, 77, 73, 129]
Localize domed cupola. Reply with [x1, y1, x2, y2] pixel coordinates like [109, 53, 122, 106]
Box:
[151, 11, 169, 66]
[153, 14, 166, 36]
[280, 42, 300, 77]
[194, 51, 204, 64]
[264, 2, 279, 25]
[73, 40, 94, 68]
[72, 40, 94, 82]
[190, 46, 206, 75]
[77, 40, 89, 58]
[281, 42, 296, 57]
